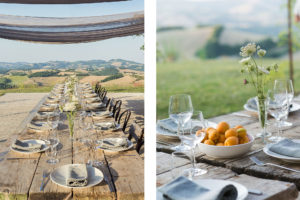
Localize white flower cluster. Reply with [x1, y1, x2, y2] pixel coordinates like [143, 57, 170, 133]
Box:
[63, 102, 77, 112]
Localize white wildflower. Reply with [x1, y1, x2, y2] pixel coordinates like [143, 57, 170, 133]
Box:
[239, 57, 251, 65]
[257, 49, 266, 57]
[63, 102, 77, 112]
[240, 43, 257, 57]
[257, 66, 270, 74]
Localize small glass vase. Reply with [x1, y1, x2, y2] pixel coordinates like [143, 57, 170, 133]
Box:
[255, 96, 270, 143]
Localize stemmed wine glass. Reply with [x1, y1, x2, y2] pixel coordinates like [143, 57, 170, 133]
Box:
[268, 87, 289, 142]
[274, 80, 294, 127]
[180, 110, 207, 177]
[169, 94, 193, 151]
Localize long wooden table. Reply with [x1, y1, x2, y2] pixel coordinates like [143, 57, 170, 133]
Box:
[157, 95, 300, 200]
[0, 94, 144, 200]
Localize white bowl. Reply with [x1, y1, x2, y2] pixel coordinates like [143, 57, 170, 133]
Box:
[198, 134, 254, 158]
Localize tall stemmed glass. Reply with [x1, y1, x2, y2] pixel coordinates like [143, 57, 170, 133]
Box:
[274, 80, 294, 127]
[169, 94, 193, 151]
[268, 87, 289, 143]
[181, 110, 207, 177]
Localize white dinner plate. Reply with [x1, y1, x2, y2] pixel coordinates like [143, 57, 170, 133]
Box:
[244, 99, 300, 113]
[11, 139, 50, 154]
[50, 164, 104, 188]
[96, 138, 133, 152]
[263, 140, 300, 163]
[157, 179, 248, 200]
[156, 120, 217, 139]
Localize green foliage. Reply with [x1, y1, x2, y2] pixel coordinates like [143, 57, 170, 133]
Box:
[90, 67, 119, 76]
[28, 71, 59, 78]
[101, 73, 124, 82]
[0, 77, 14, 89]
[0, 68, 9, 74]
[76, 72, 89, 76]
[10, 72, 27, 76]
[157, 26, 184, 32]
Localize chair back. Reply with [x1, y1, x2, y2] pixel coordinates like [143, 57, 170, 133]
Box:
[128, 123, 144, 153]
[117, 109, 131, 132]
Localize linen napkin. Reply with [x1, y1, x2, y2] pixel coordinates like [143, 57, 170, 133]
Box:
[158, 176, 238, 200]
[98, 138, 129, 151]
[84, 93, 98, 98]
[157, 118, 192, 134]
[12, 140, 42, 152]
[94, 122, 117, 130]
[66, 164, 88, 187]
[91, 111, 111, 118]
[27, 121, 50, 130]
[269, 139, 300, 158]
[86, 97, 101, 104]
[86, 103, 106, 111]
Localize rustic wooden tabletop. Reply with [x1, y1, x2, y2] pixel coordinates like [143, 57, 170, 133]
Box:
[0, 93, 144, 200]
[156, 96, 300, 200]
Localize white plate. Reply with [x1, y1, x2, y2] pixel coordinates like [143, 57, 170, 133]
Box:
[96, 138, 133, 152]
[263, 140, 300, 163]
[156, 121, 217, 139]
[50, 164, 104, 188]
[157, 179, 248, 200]
[244, 99, 300, 113]
[11, 139, 49, 154]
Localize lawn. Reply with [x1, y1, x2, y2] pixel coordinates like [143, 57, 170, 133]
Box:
[157, 58, 300, 120]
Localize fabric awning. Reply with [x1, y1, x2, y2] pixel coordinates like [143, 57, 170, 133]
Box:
[0, 0, 127, 4]
[0, 11, 144, 43]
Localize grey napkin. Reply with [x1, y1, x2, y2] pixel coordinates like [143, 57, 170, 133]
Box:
[66, 164, 88, 187]
[269, 139, 300, 158]
[94, 122, 117, 130]
[12, 140, 42, 152]
[98, 138, 129, 150]
[158, 176, 238, 200]
[86, 97, 101, 104]
[27, 121, 50, 130]
[157, 118, 192, 134]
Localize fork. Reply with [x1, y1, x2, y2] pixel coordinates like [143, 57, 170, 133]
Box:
[40, 170, 50, 191]
[250, 156, 300, 173]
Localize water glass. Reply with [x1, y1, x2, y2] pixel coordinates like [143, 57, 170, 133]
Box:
[171, 151, 192, 179]
[45, 134, 59, 164]
[169, 94, 193, 151]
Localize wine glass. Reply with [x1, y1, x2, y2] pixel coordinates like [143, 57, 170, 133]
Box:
[45, 131, 60, 164]
[169, 94, 193, 151]
[180, 110, 207, 177]
[268, 88, 289, 142]
[274, 80, 294, 127]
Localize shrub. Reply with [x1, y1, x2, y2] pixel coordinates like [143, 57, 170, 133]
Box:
[28, 71, 59, 78]
[101, 73, 124, 82]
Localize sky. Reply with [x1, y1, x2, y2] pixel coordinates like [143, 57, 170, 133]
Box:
[0, 0, 144, 63]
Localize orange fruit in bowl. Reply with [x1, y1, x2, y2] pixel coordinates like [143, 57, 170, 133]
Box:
[224, 136, 239, 146]
[204, 139, 215, 145]
[217, 122, 230, 134]
[216, 142, 224, 146]
[218, 134, 226, 143]
[234, 125, 244, 130]
[237, 128, 247, 138]
[208, 129, 219, 141]
[196, 130, 208, 142]
[206, 127, 215, 133]
[225, 128, 238, 139]
[239, 135, 250, 144]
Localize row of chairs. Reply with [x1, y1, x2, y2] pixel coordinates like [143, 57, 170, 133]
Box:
[93, 82, 144, 154]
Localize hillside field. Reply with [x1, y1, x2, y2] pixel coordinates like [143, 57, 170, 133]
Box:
[157, 58, 300, 120]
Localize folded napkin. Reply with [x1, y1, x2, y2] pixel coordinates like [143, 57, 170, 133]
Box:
[66, 164, 88, 187]
[94, 122, 117, 130]
[34, 112, 54, 120]
[27, 121, 50, 131]
[86, 103, 106, 111]
[86, 97, 101, 104]
[46, 97, 60, 104]
[91, 111, 111, 118]
[12, 140, 42, 152]
[40, 104, 58, 112]
[98, 138, 129, 150]
[84, 93, 98, 98]
[157, 118, 193, 134]
[269, 139, 300, 158]
[158, 176, 238, 200]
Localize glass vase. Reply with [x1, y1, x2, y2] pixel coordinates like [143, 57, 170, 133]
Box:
[255, 96, 270, 143]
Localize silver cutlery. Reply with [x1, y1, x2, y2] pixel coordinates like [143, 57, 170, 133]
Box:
[248, 189, 263, 195]
[40, 169, 50, 191]
[250, 156, 300, 173]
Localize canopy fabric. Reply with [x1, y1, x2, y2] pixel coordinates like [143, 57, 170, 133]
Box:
[0, 0, 127, 4]
[0, 11, 144, 43]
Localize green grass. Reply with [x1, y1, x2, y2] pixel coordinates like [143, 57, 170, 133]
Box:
[6, 76, 30, 86]
[157, 58, 300, 120]
[0, 86, 52, 94]
[105, 85, 144, 93]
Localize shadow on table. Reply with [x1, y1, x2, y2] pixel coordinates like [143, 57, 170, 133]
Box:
[125, 100, 144, 116]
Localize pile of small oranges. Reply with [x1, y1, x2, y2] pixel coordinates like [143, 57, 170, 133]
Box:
[197, 122, 250, 146]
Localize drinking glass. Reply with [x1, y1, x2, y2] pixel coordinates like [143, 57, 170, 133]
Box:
[45, 132, 60, 164]
[171, 151, 192, 179]
[180, 111, 207, 177]
[169, 94, 193, 151]
[268, 88, 289, 142]
[274, 79, 294, 127]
